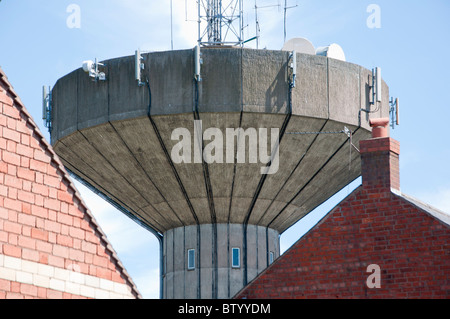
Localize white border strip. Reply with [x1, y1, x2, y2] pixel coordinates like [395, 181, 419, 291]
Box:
[0, 254, 135, 299]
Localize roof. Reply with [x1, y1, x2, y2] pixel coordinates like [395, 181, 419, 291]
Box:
[0, 67, 142, 299]
[392, 188, 450, 227]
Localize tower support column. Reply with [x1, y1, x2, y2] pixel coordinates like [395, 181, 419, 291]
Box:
[162, 223, 279, 299]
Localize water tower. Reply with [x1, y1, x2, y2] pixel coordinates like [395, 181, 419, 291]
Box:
[48, 0, 390, 298]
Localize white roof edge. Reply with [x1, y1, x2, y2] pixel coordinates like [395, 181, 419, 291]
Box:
[392, 188, 450, 227]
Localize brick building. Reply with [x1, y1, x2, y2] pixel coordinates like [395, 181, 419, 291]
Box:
[0, 68, 140, 299]
[236, 120, 450, 299]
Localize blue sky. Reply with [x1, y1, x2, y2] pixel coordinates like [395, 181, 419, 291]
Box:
[1, 1, 449, 299]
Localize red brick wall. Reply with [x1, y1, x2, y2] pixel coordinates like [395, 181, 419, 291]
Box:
[235, 187, 450, 299]
[0, 75, 139, 299]
[235, 137, 450, 299]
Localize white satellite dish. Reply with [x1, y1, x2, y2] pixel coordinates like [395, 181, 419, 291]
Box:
[315, 43, 346, 61]
[282, 37, 316, 55]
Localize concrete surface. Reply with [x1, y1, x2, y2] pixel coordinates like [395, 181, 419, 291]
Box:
[163, 224, 279, 299]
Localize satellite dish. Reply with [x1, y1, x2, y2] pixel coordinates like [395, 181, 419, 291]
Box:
[82, 60, 95, 73]
[282, 37, 316, 55]
[316, 43, 346, 61]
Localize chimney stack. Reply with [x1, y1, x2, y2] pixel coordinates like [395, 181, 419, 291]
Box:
[359, 118, 400, 192]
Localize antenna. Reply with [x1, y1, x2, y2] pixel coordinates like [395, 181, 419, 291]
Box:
[289, 50, 297, 88]
[389, 97, 400, 129]
[82, 58, 106, 81]
[42, 85, 48, 120]
[283, 0, 298, 44]
[254, 1, 281, 49]
[197, 0, 244, 46]
[170, 0, 174, 50]
[135, 49, 145, 86]
[376, 67, 382, 102]
[194, 44, 202, 82]
[42, 85, 52, 133]
[370, 67, 382, 105]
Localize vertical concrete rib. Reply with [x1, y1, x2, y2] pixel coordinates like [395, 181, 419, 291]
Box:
[193, 79, 218, 299]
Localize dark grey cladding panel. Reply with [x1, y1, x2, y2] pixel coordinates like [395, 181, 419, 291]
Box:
[328, 58, 361, 127]
[242, 49, 289, 114]
[198, 48, 242, 113]
[76, 63, 109, 131]
[51, 69, 79, 143]
[147, 49, 194, 116]
[291, 53, 328, 119]
[107, 55, 148, 121]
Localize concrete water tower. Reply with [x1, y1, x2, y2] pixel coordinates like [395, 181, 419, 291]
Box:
[49, 0, 390, 299]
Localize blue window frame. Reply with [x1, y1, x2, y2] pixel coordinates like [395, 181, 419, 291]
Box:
[232, 248, 240, 268]
[188, 249, 195, 270]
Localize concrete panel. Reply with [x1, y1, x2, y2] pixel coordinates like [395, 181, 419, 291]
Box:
[107, 56, 148, 121]
[292, 54, 328, 119]
[110, 117, 197, 226]
[200, 224, 213, 269]
[54, 141, 166, 232]
[246, 224, 257, 282]
[147, 49, 194, 116]
[165, 229, 174, 274]
[257, 200, 297, 227]
[242, 49, 289, 114]
[274, 120, 351, 203]
[247, 116, 327, 225]
[200, 268, 213, 299]
[165, 228, 174, 299]
[184, 225, 198, 299]
[257, 226, 267, 272]
[328, 59, 361, 127]
[185, 269, 198, 299]
[246, 225, 257, 270]
[80, 123, 185, 229]
[173, 227, 185, 272]
[268, 228, 280, 258]
[152, 114, 211, 224]
[194, 112, 241, 223]
[229, 112, 287, 223]
[164, 271, 173, 299]
[51, 70, 79, 142]
[273, 129, 369, 233]
[173, 270, 185, 299]
[56, 132, 147, 213]
[217, 224, 229, 268]
[198, 48, 242, 113]
[76, 63, 109, 131]
[217, 268, 229, 299]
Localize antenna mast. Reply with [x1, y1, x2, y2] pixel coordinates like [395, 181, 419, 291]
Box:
[198, 0, 244, 46]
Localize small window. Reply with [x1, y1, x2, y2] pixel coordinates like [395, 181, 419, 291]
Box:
[232, 248, 240, 268]
[269, 251, 274, 264]
[187, 249, 195, 270]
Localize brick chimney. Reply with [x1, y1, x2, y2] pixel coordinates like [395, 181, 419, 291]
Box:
[359, 118, 400, 192]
